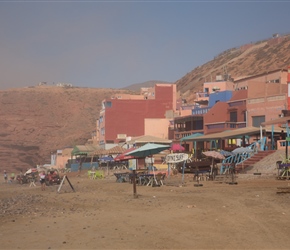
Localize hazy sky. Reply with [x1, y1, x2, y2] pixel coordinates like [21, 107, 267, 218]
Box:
[1, 0, 289, 90]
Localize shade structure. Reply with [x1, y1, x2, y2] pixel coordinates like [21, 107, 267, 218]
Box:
[232, 147, 253, 154]
[102, 145, 126, 155]
[180, 133, 203, 141]
[125, 143, 170, 158]
[202, 151, 225, 177]
[170, 143, 185, 152]
[114, 147, 137, 161]
[99, 156, 114, 162]
[219, 150, 235, 157]
[25, 168, 38, 175]
[202, 151, 225, 160]
[71, 145, 103, 156]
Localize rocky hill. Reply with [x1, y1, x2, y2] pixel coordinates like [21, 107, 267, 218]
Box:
[176, 34, 290, 103]
[0, 86, 134, 173]
[1, 34, 290, 173]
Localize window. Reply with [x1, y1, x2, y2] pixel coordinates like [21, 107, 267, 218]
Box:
[252, 116, 265, 127]
[230, 111, 237, 122]
[105, 101, 112, 108]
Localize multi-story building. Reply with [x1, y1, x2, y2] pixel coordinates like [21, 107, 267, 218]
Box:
[174, 68, 289, 153]
[96, 84, 177, 148]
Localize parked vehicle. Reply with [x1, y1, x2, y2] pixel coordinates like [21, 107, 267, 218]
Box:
[16, 172, 37, 184]
[45, 169, 61, 186]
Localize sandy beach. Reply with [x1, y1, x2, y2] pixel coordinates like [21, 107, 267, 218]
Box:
[1, 171, 290, 250]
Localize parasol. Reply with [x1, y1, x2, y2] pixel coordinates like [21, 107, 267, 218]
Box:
[125, 143, 170, 158]
[202, 151, 225, 177]
[125, 143, 170, 197]
[114, 147, 136, 161]
[219, 150, 235, 157]
[232, 147, 253, 154]
[170, 143, 185, 152]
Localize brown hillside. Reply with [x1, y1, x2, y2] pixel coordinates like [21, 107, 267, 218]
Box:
[0, 86, 133, 173]
[177, 34, 290, 103]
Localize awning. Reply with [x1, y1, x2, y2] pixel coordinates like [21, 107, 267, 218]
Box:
[71, 145, 103, 156]
[261, 116, 290, 126]
[180, 133, 203, 141]
[184, 127, 261, 142]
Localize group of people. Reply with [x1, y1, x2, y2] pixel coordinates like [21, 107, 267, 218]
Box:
[3, 170, 15, 183]
[3, 169, 47, 191]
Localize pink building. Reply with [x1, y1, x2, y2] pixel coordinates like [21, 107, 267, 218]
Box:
[96, 84, 177, 148]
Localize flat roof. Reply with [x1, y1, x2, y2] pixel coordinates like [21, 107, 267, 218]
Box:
[183, 126, 280, 142]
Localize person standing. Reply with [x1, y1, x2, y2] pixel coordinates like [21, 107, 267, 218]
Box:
[4, 170, 8, 183]
[39, 171, 46, 191]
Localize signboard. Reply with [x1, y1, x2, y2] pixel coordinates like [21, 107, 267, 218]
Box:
[128, 159, 137, 170]
[165, 153, 189, 163]
[286, 137, 290, 142]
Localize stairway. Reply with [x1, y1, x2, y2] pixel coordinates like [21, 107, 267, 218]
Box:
[235, 150, 276, 173]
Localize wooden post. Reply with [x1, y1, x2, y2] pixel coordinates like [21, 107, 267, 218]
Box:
[286, 137, 290, 160]
[132, 169, 137, 198]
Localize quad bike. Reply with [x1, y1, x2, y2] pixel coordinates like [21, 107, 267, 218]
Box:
[45, 169, 61, 186]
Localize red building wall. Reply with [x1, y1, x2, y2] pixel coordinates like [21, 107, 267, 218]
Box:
[102, 84, 176, 143]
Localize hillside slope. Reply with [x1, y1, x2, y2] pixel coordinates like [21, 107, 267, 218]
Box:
[0, 86, 132, 172]
[177, 34, 290, 103]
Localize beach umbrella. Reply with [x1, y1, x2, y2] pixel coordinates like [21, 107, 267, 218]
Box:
[202, 151, 225, 177]
[114, 147, 136, 161]
[170, 143, 185, 152]
[125, 143, 170, 158]
[125, 143, 170, 197]
[25, 168, 38, 175]
[219, 150, 235, 157]
[232, 147, 253, 154]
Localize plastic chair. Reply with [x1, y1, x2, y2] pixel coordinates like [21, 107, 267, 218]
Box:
[94, 170, 104, 179]
[88, 170, 92, 179]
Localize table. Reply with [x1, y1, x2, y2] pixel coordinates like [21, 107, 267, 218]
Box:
[114, 172, 129, 183]
[138, 174, 155, 186]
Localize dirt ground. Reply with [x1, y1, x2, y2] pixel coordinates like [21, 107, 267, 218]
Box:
[1, 171, 290, 250]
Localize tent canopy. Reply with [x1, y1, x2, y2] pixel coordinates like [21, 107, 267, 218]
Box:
[71, 145, 103, 156]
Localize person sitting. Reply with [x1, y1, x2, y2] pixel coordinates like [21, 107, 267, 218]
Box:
[10, 173, 15, 182]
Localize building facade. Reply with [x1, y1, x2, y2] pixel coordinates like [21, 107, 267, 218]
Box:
[96, 84, 177, 148]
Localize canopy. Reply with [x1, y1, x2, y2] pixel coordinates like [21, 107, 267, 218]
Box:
[101, 145, 126, 155]
[99, 156, 114, 162]
[125, 143, 170, 158]
[202, 151, 225, 160]
[71, 145, 103, 156]
[170, 143, 185, 152]
[114, 147, 136, 161]
[184, 127, 261, 142]
[180, 133, 203, 141]
[232, 147, 253, 154]
[261, 116, 290, 126]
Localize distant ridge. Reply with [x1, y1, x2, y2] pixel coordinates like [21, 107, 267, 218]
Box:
[122, 80, 172, 92]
